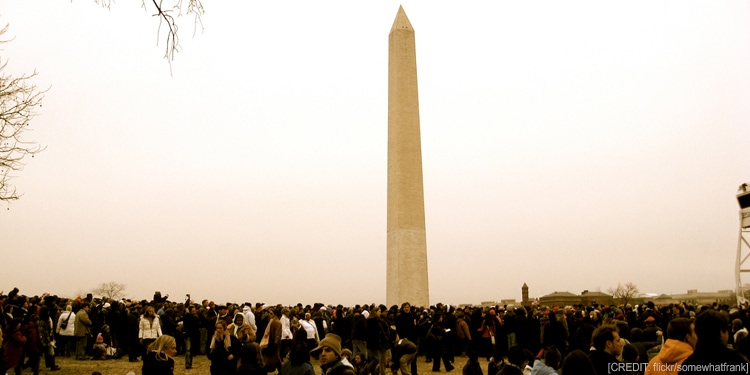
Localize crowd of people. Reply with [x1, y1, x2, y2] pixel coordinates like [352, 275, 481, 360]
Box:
[1, 287, 750, 375]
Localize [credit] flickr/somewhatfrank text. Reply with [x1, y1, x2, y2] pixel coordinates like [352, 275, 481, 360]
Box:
[609, 362, 750, 374]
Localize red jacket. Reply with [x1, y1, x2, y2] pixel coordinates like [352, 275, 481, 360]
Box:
[478, 315, 503, 338]
[3, 328, 27, 368]
[23, 321, 41, 355]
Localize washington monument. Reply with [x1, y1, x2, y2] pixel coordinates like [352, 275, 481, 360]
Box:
[387, 6, 429, 307]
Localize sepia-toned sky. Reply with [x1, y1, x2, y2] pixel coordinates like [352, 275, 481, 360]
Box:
[2, 1, 749, 307]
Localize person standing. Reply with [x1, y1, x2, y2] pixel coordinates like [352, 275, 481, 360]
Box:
[300, 312, 321, 350]
[477, 309, 502, 361]
[205, 302, 219, 354]
[395, 303, 420, 375]
[39, 307, 61, 371]
[23, 314, 43, 375]
[243, 304, 258, 333]
[260, 308, 283, 373]
[367, 306, 392, 375]
[428, 314, 455, 373]
[182, 304, 200, 370]
[208, 320, 240, 375]
[74, 303, 93, 360]
[127, 304, 142, 362]
[350, 309, 368, 361]
[56, 305, 75, 358]
[455, 310, 472, 357]
[2, 319, 26, 375]
[140, 305, 163, 356]
[280, 308, 294, 360]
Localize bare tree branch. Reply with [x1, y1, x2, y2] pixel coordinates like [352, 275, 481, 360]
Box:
[608, 282, 640, 306]
[0, 24, 46, 202]
[94, 0, 205, 72]
[90, 281, 127, 300]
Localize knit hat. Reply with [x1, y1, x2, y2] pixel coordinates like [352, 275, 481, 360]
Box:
[310, 333, 342, 358]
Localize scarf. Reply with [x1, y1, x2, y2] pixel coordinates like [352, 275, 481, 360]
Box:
[210, 332, 231, 352]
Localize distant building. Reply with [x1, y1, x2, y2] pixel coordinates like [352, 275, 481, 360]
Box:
[500, 299, 517, 307]
[522, 283, 529, 307]
[581, 290, 614, 307]
[533, 288, 734, 308]
[539, 291, 581, 307]
[670, 289, 735, 306]
[477, 300, 517, 309]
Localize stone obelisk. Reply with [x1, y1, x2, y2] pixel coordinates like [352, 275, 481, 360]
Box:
[387, 5, 429, 308]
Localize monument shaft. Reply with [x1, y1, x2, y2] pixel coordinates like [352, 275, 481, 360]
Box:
[387, 6, 429, 307]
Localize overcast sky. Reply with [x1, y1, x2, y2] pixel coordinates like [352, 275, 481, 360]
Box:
[2, 1, 749, 307]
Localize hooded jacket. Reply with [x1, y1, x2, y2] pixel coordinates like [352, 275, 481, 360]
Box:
[644, 339, 693, 375]
[229, 313, 253, 338]
[243, 305, 258, 332]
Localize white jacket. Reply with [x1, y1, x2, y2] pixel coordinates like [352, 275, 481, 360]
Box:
[56, 311, 76, 336]
[281, 315, 293, 340]
[243, 306, 257, 332]
[139, 315, 162, 340]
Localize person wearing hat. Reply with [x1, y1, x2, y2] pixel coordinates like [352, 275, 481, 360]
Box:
[91, 333, 108, 360]
[642, 316, 663, 343]
[310, 334, 356, 375]
[218, 305, 232, 326]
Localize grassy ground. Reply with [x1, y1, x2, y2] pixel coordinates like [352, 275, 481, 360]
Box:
[42, 353, 480, 375]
